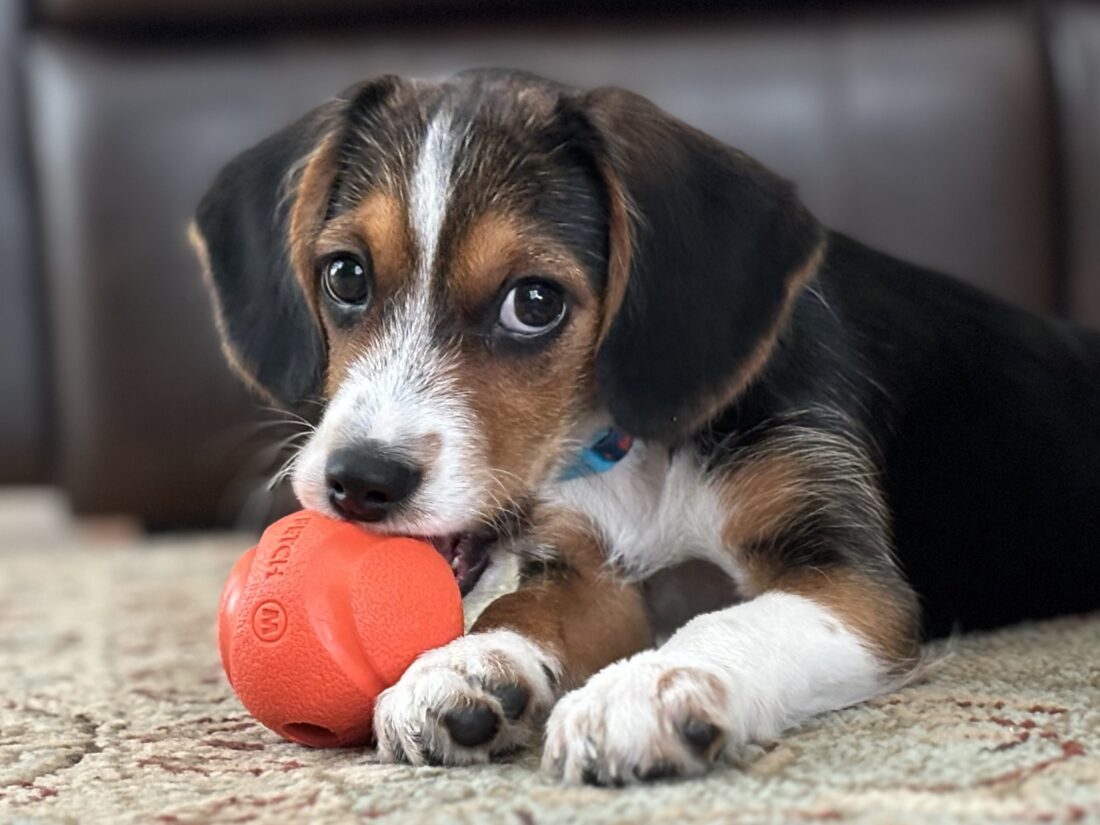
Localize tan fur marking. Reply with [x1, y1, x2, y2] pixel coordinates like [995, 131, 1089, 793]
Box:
[596, 168, 634, 346]
[312, 190, 416, 397]
[461, 336, 594, 507]
[450, 211, 594, 313]
[287, 132, 343, 316]
[654, 667, 728, 760]
[720, 452, 815, 549]
[472, 512, 652, 687]
[772, 568, 920, 667]
[314, 190, 413, 299]
[655, 666, 725, 702]
[450, 211, 524, 308]
[717, 433, 919, 666]
[446, 211, 603, 504]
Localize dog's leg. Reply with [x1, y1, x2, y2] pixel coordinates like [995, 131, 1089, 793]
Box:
[373, 513, 650, 765]
[542, 570, 919, 784]
[543, 427, 921, 784]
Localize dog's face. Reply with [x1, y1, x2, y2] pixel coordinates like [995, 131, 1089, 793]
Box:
[282, 76, 612, 548]
[194, 70, 821, 592]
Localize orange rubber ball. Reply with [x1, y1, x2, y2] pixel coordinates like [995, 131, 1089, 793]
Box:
[218, 510, 464, 747]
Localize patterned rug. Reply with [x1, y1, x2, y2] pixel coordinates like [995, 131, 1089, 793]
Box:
[1, 528, 1098, 824]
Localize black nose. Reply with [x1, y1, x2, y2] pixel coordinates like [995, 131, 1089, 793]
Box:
[325, 444, 422, 523]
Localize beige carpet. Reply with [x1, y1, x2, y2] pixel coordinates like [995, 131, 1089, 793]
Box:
[1, 521, 1099, 823]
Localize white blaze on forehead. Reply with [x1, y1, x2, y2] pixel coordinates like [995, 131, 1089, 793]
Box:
[290, 107, 489, 535]
[410, 108, 457, 284]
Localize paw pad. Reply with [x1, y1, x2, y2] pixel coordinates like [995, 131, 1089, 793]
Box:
[442, 704, 500, 747]
[680, 718, 722, 758]
[491, 683, 530, 721]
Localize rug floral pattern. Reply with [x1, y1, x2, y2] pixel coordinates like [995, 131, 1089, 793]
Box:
[1, 540, 1098, 824]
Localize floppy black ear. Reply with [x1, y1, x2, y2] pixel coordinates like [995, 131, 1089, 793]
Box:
[193, 104, 337, 409]
[578, 88, 824, 441]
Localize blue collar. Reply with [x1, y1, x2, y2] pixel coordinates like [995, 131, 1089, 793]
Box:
[558, 427, 634, 482]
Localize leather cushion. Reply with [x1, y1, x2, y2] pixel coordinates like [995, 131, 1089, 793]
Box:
[26, 6, 1055, 521]
[0, 1, 48, 483]
[1051, 1, 1100, 329]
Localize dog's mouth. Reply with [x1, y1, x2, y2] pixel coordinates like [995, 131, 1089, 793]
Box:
[427, 531, 497, 596]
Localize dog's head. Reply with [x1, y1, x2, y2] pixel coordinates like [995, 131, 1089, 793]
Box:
[193, 70, 821, 589]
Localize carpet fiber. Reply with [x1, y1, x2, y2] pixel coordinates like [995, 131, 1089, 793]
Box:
[2, 530, 1099, 824]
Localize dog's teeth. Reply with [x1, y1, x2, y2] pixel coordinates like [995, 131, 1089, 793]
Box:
[452, 557, 461, 571]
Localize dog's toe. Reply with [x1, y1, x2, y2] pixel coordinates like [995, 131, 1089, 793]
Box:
[490, 683, 530, 721]
[373, 630, 560, 766]
[542, 653, 732, 784]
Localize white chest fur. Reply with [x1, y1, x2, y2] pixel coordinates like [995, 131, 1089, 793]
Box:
[546, 441, 744, 586]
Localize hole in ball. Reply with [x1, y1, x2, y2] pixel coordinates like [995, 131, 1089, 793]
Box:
[283, 722, 340, 748]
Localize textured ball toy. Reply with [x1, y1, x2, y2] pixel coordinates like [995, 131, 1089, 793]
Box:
[218, 510, 464, 747]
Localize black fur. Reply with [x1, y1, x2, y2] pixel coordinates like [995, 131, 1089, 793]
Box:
[579, 88, 822, 442]
[827, 236, 1100, 634]
[196, 107, 330, 408]
[572, 84, 1100, 636]
[196, 77, 404, 409]
[703, 232, 1100, 636]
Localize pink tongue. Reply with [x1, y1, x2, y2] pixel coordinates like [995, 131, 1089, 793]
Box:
[453, 535, 475, 581]
[454, 535, 492, 596]
[430, 535, 460, 565]
[428, 534, 489, 593]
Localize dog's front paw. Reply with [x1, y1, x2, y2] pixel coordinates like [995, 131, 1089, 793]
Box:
[541, 652, 730, 785]
[373, 629, 560, 765]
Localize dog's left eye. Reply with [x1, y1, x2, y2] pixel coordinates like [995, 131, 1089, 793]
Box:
[498, 280, 566, 336]
[322, 254, 371, 306]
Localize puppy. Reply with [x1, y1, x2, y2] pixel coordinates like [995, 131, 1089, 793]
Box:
[193, 69, 1100, 784]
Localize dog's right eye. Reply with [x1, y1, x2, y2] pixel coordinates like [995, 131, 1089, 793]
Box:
[321, 254, 371, 305]
[497, 279, 566, 337]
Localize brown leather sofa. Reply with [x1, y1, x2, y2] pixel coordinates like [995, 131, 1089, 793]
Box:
[3, 0, 1099, 527]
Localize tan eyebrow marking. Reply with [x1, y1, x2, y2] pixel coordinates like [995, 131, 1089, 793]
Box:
[314, 190, 412, 299]
[450, 210, 594, 315]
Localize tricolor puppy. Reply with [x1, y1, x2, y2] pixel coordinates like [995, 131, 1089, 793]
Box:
[193, 70, 1100, 784]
